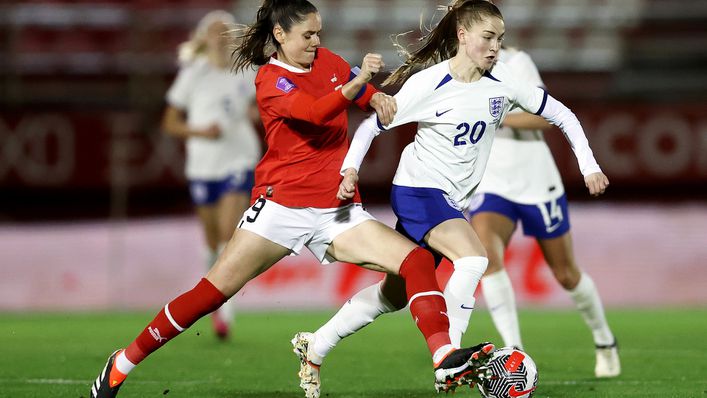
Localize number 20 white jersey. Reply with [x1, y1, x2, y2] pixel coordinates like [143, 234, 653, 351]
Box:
[384, 59, 548, 210]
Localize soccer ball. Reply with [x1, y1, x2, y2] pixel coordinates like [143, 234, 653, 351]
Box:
[478, 347, 538, 398]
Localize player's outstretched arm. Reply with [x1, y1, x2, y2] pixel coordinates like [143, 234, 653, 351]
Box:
[504, 103, 609, 197]
[340, 113, 381, 175]
[290, 54, 386, 126]
[537, 94, 608, 196]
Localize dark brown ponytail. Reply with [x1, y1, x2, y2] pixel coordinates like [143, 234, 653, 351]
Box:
[232, 0, 318, 72]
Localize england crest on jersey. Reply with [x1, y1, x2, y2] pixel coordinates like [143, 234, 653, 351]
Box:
[489, 96, 505, 120]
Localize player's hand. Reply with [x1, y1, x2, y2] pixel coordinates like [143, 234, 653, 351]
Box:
[337, 168, 359, 200]
[585, 172, 609, 197]
[358, 53, 384, 83]
[369, 92, 397, 126]
[200, 124, 221, 139]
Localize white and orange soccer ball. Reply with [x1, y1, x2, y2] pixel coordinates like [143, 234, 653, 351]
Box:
[478, 347, 538, 398]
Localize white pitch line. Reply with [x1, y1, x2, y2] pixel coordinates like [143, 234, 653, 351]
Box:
[2, 378, 675, 387]
[0, 378, 213, 386]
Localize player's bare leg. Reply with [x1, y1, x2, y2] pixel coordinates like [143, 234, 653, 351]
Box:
[210, 191, 252, 339]
[471, 211, 524, 349]
[538, 232, 620, 377]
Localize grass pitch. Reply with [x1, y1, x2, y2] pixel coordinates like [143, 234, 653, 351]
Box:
[1, 308, 705, 398]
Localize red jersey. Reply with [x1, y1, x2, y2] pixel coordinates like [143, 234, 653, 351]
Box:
[252, 47, 374, 208]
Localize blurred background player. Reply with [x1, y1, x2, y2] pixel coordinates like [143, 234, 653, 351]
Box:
[161, 10, 261, 339]
[292, 1, 608, 396]
[89, 1, 493, 397]
[467, 45, 620, 377]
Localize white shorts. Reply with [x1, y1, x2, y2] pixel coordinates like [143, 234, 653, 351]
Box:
[237, 198, 375, 264]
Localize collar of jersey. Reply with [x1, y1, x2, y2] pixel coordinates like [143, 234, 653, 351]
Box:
[443, 60, 488, 87]
[269, 57, 311, 74]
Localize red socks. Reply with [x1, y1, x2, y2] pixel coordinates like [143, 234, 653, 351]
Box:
[398, 247, 451, 355]
[124, 278, 226, 364]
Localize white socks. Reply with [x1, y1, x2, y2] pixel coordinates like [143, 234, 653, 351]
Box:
[115, 351, 136, 375]
[312, 281, 398, 361]
[481, 270, 613, 348]
[482, 270, 523, 349]
[444, 256, 488, 348]
[569, 273, 614, 346]
[432, 344, 455, 366]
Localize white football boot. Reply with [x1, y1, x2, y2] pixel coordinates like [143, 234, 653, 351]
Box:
[292, 332, 323, 398]
[595, 340, 621, 378]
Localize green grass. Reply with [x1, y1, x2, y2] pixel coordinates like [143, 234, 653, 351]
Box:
[1, 309, 706, 398]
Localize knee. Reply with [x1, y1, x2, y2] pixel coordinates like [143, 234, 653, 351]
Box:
[484, 256, 503, 275]
[553, 266, 580, 290]
[398, 247, 436, 276]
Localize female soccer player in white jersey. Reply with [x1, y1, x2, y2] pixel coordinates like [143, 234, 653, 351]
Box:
[161, 10, 262, 339]
[89, 1, 493, 397]
[291, 1, 609, 396]
[468, 46, 620, 377]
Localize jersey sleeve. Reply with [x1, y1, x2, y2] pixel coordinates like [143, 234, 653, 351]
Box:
[508, 71, 548, 116]
[382, 72, 429, 130]
[340, 113, 380, 173]
[255, 70, 299, 120]
[507, 52, 545, 114]
[539, 95, 601, 176]
[352, 81, 378, 111]
[256, 68, 351, 126]
[165, 63, 195, 109]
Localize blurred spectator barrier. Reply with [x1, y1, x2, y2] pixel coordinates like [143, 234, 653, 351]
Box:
[1, 204, 705, 311]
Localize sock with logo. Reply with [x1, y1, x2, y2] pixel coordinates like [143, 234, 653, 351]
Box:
[313, 280, 398, 360]
[398, 247, 452, 356]
[482, 269, 523, 349]
[568, 273, 614, 345]
[444, 256, 488, 348]
[122, 278, 226, 366]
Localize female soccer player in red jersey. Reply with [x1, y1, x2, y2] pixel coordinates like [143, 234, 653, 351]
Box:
[88, 1, 494, 397]
[161, 10, 261, 340]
